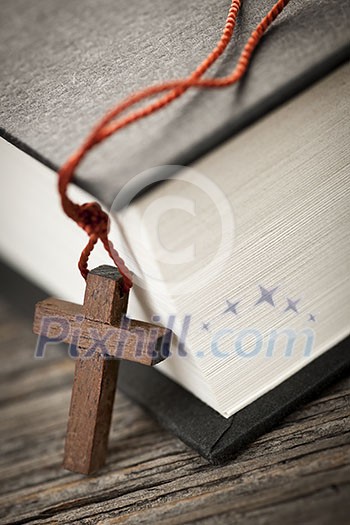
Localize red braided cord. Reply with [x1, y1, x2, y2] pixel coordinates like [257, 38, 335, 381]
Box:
[58, 0, 290, 291]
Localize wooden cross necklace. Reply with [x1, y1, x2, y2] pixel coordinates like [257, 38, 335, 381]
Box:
[33, 265, 169, 474]
[33, 0, 290, 474]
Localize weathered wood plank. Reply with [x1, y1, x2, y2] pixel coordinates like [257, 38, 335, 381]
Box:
[0, 284, 349, 525]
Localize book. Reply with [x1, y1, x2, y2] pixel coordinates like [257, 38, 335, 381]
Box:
[0, 0, 349, 461]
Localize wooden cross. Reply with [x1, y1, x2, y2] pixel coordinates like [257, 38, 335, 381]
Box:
[33, 265, 170, 475]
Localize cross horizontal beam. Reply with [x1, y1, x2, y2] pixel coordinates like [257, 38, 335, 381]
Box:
[33, 297, 170, 366]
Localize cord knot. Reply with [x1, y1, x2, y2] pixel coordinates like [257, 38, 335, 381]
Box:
[77, 202, 109, 237]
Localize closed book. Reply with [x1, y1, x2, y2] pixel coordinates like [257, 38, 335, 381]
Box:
[0, 0, 349, 461]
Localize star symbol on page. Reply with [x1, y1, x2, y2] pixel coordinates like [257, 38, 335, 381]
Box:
[223, 300, 239, 315]
[201, 322, 210, 331]
[285, 298, 300, 314]
[308, 313, 317, 322]
[255, 285, 278, 307]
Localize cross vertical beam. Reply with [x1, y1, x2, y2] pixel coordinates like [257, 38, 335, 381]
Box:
[63, 266, 128, 474]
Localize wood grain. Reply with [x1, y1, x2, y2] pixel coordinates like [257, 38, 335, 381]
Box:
[63, 354, 120, 475]
[83, 266, 129, 325]
[1, 285, 350, 523]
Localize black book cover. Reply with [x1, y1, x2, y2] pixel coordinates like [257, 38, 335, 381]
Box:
[119, 342, 350, 463]
[0, 0, 349, 205]
[0, 1, 349, 461]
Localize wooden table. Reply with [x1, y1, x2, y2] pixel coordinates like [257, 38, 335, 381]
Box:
[0, 263, 349, 524]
